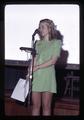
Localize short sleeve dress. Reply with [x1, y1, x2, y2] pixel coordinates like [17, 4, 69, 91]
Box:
[32, 39, 62, 93]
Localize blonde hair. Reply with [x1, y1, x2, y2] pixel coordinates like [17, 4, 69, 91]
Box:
[39, 19, 63, 43]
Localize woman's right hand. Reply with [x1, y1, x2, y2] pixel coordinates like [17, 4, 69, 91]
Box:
[33, 65, 39, 72]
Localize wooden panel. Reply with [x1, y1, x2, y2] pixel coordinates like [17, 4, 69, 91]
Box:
[54, 108, 79, 115]
[5, 97, 32, 116]
[53, 98, 79, 115]
[5, 93, 79, 116]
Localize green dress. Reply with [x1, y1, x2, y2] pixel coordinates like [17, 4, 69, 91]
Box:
[32, 39, 62, 93]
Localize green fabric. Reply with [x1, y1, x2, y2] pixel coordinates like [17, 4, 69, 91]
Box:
[32, 39, 62, 93]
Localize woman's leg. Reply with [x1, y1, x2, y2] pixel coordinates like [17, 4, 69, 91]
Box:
[32, 92, 41, 116]
[42, 92, 53, 116]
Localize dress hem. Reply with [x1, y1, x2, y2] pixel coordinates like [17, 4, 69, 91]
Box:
[32, 90, 57, 93]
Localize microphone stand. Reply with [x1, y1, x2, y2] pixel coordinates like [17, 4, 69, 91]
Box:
[20, 35, 36, 106]
[27, 34, 35, 105]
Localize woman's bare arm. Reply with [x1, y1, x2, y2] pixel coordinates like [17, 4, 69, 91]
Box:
[39, 56, 57, 68]
[33, 56, 58, 72]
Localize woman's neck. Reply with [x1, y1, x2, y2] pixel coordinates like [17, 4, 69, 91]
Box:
[43, 34, 49, 41]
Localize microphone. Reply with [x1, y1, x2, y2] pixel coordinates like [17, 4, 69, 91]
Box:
[32, 29, 40, 37]
[19, 47, 37, 55]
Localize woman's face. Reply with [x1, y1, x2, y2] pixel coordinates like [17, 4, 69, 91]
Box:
[39, 22, 51, 38]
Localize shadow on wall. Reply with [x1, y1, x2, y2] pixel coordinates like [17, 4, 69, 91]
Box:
[55, 48, 69, 97]
[51, 48, 69, 115]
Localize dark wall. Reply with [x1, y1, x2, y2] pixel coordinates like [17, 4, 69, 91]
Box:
[5, 65, 28, 90]
[5, 60, 79, 98]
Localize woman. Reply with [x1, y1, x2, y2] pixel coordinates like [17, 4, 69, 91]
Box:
[32, 19, 63, 116]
